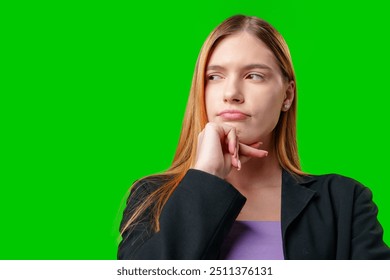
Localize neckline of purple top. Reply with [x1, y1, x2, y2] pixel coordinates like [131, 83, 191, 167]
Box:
[220, 220, 284, 260]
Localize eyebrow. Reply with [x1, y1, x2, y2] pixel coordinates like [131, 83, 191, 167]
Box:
[206, 63, 273, 71]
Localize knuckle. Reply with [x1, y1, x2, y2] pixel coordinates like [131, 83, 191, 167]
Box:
[205, 122, 217, 129]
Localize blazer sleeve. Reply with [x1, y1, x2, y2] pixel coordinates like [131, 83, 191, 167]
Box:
[350, 185, 390, 259]
[117, 169, 246, 260]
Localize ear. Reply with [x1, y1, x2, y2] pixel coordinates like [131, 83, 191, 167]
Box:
[281, 81, 295, 112]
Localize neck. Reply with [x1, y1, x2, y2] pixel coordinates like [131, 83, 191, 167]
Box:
[226, 138, 282, 190]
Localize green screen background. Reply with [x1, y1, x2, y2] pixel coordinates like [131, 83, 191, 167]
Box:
[1, 1, 389, 259]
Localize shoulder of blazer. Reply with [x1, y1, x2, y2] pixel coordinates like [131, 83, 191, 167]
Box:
[130, 174, 172, 197]
[281, 170, 390, 259]
[281, 170, 368, 238]
[119, 175, 169, 236]
[283, 169, 369, 201]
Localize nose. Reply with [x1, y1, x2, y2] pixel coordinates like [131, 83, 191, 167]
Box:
[223, 80, 244, 104]
[223, 78, 244, 104]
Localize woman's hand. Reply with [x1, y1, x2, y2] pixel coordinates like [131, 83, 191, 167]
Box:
[193, 122, 268, 179]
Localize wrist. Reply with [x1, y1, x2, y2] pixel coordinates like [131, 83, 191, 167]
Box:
[192, 164, 224, 179]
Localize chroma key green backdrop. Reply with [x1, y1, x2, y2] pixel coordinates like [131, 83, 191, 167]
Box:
[1, 0, 389, 259]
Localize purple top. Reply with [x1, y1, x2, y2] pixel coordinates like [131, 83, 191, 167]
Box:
[219, 221, 284, 260]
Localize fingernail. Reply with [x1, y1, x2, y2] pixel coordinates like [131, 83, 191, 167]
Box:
[237, 159, 241, 171]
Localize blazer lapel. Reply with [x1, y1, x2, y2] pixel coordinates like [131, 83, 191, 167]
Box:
[281, 169, 317, 239]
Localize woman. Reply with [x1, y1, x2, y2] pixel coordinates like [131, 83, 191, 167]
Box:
[118, 15, 390, 259]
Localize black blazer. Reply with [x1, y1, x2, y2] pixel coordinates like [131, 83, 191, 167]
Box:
[118, 169, 390, 259]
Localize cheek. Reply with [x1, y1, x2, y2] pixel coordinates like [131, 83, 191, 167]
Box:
[269, 98, 284, 122]
[251, 89, 283, 114]
[249, 89, 284, 128]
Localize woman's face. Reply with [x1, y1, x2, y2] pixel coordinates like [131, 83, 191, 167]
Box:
[205, 32, 294, 145]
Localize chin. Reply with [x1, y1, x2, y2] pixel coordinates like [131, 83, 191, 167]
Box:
[237, 129, 270, 146]
[237, 134, 261, 146]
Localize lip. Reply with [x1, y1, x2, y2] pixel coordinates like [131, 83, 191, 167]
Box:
[217, 109, 250, 121]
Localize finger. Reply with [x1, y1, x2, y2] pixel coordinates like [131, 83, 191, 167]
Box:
[249, 141, 263, 149]
[224, 126, 237, 157]
[236, 139, 239, 159]
[210, 123, 237, 156]
[230, 154, 241, 170]
[235, 141, 241, 170]
[239, 143, 268, 158]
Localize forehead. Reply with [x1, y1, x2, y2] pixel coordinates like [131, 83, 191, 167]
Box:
[207, 32, 279, 71]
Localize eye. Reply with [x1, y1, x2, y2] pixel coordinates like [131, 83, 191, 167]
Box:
[207, 74, 223, 81]
[246, 73, 264, 80]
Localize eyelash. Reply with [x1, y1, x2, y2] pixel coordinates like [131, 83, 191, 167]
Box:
[207, 74, 223, 80]
[246, 73, 264, 80]
[206, 73, 265, 81]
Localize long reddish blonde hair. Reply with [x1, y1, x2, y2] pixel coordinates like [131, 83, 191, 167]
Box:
[120, 15, 304, 235]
